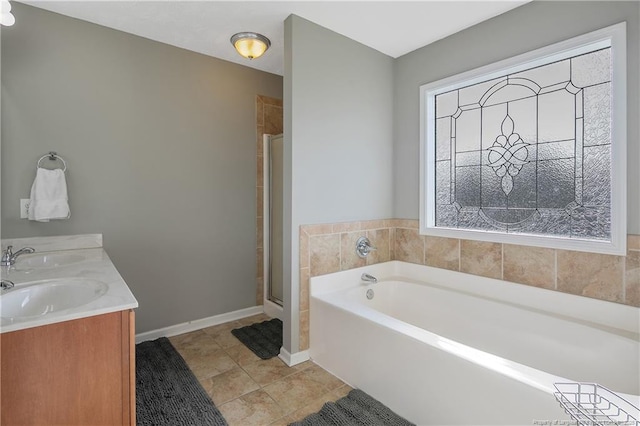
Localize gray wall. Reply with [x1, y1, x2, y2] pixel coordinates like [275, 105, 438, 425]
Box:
[393, 1, 640, 234]
[1, 3, 283, 333]
[283, 15, 394, 352]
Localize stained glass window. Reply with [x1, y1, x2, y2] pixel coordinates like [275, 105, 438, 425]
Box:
[421, 24, 626, 254]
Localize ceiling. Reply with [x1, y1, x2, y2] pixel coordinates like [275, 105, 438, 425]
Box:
[22, 1, 529, 76]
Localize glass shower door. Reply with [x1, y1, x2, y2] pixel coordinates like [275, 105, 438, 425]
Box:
[268, 134, 284, 305]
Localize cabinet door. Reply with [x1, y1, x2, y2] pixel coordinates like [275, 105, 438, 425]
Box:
[1, 310, 134, 426]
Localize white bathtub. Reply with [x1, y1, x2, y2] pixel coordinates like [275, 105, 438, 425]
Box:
[310, 261, 640, 425]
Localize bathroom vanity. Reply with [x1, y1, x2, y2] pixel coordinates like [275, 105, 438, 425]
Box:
[1, 310, 135, 425]
[0, 235, 138, 426]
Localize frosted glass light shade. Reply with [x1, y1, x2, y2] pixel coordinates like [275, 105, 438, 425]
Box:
[0, 0, 14, 26]
[0, 12, 15, 26]
[230, 32, 270, 60]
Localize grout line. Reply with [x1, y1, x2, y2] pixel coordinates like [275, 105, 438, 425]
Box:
[500, 243, 504, 280]
[554, 250, 558, 290]
[232, 358, 338, 421]
[307, 232, 311, 271]
[622, 252, 626, 303]
[368, 229, 375, 264]
[423, 235, 426, 265]
[338, 232, 343, 271]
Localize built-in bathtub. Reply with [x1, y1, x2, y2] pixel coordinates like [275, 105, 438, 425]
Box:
[309, 261, 640, 425]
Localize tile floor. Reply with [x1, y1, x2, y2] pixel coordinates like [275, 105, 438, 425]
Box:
[169, 313, 353, 426]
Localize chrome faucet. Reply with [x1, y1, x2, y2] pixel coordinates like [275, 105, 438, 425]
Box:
[1, 245, 35, 266]
[361, 273, 378, 284]
[355, 237, 377, 258]
[0, 279, 14, 290]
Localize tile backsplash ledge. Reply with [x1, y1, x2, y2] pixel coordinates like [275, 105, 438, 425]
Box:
[298, 219, 640, 350]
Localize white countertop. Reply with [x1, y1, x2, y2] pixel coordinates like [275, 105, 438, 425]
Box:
[0, 240, 138, 333]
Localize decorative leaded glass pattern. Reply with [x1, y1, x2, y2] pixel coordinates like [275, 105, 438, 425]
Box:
[434, 47, 612, 240]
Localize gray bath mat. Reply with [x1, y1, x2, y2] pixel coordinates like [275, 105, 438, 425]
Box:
[136, 337, 227, 426]
[290, 389, 415, 426]
[231, 318, 282, 359]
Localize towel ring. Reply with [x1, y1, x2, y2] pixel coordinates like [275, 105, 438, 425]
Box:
[37, 152, 67, 172]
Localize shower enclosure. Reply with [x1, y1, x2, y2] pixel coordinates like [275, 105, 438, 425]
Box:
[263, 134, 284, 316]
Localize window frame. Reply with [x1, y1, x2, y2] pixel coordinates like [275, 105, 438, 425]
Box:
[419, 22, 627, 255]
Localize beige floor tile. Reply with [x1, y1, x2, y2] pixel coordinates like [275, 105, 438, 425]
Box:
[224, 343, 262, 367]
[170, 330, 221, 360]
[286, 383, 353, 423]
[304, 364, 345, 391]
[201, 320, 243, 337]
[171, 319, 346, 426]
[218, 389, 284, 426]
[186, 349, 237, 380]
[200, 367, 260, 405]
[238, 313, 272, 326]
[331, 384, 353, 399]
[286, 392, 335, 422]
[269, 414, 296, 426]
[241, 357, 301, 387]
[213, 330, 243, 349]
[262, 366, 338, 414]
[169, 329, 209, 349]
[290, 360, 314, 371]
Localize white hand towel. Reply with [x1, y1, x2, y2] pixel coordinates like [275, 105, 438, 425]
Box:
[28, 168, 70, 222]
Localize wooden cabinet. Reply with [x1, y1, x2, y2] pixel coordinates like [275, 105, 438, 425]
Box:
[1, 310, 135, 425]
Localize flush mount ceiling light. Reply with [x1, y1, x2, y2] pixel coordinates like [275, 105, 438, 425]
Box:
[0, 0, 15, 26]
[230, 32, 271, 60]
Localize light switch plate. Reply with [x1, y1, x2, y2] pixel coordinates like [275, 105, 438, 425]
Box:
[20, 199, 30, 219]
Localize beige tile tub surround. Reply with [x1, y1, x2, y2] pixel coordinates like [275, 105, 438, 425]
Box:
[503, 244, 555, 290]
[460, 240, 502, 280]
[557, 251, 625, 303]
[298, 220, 640, 351]
[625, 250, 640, 307]
[424, 235, 459, 271]
[363, 228, 391, 266]
[256, 95, 283, 305]
[310, 234, 341, 276]
[340, 232, 367, 271]
[298, 220, 397, 350]
[394, 227, 424, 265]
[627, 235, 640, 306]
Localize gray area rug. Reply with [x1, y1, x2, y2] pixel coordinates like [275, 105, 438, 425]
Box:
[290, 389, 415, 426]
[136, 337, 227, 426]
[231, 318, 282, 359]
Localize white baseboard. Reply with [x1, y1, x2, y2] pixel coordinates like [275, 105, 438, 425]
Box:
[279, 347, 310, 366]
[135, 306, 263, 343]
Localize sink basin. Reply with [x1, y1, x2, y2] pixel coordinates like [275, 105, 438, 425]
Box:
[15, 253, 86, 269]
[0, 278, 108, 319]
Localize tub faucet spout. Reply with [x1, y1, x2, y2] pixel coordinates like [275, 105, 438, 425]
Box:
[361, 273, 378, 284]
